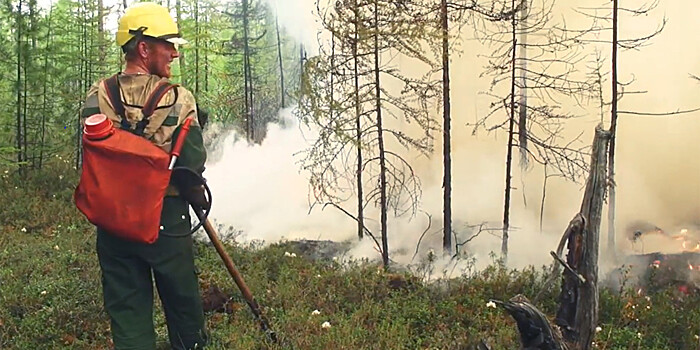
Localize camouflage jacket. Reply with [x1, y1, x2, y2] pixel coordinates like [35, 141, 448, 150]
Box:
[81, 73, 207, 236]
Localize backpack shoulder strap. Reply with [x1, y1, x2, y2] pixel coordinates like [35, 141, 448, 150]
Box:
[134, 82, 179, 136]
[102, 74, 130, 130]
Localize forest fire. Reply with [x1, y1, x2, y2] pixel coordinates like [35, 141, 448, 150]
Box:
[607, 251, 700, 295]
[607, 226, 700, 295]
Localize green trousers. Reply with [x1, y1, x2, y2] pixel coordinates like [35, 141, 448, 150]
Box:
[96, 209, 209, 350]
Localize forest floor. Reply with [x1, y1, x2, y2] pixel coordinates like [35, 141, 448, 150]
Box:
[1, 157, 700, 349]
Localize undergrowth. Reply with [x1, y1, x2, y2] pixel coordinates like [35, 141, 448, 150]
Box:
[1, 159, 699, 349]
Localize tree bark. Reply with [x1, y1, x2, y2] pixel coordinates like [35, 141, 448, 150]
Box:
[502, 0, 517, 261]
[498, 127, 610, 350]
[194, 0, 200, 94]
[518, 0, 528, 168]
[607, 0, 619, 261]
[97, 0, 106, 71]
[555, 126, 610, 349]
[176, 0, 186, 83]
[242, 0, 253, 141]
[373, 0, 389, 268]
[496, 294, 568, 350]
[275, 12, 285, 108]
[440, 0, 452, 255]
[539, 162, 548, 234]
[15, 0, 23, 170]
[39, 4, 54, 169]
[353, 0, 364, 241]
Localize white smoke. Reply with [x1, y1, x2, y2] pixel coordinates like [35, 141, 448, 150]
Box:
[204, 0, 700, 274]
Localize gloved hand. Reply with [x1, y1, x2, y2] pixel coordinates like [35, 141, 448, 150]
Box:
[181, 184, 210, 211]
[170, 167, 209, 210]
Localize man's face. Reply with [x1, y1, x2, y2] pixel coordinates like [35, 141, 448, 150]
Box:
[146, 39, 179, 78]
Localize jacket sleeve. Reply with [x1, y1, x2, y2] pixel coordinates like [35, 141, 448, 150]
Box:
[171, 88, 207, 174]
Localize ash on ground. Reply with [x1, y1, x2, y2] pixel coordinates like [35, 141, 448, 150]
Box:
[604, 252, 700, 294]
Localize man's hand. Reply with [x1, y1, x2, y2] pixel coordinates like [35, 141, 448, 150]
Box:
[181, 185, 210, 210]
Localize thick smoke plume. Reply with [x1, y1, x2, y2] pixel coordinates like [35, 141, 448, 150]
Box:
[205, 0, 700, 272]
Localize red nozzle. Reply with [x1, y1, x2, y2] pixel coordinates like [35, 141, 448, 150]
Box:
[169, 117, 194, 170]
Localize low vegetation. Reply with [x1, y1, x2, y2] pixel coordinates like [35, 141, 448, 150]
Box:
[1, 159, 699, 349]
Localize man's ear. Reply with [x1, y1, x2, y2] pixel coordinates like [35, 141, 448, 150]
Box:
[137, 40, 149, 58]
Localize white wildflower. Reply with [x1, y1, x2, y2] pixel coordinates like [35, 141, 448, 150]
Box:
[53, 245, 60, 251]
[59, 175, 63, 180]
[595, 326, 602, 333]
[637, 332, 642, 339]
[21, 227, 27, 233]
[40, 290, 47, 296]
[3, 170, 7, 174]
[646, 305, 650, 310]
[284, 252, 292, 257]
[316, 274, 321, 278]
[486, 301, 497, 309]
[321, 321, 331, 329]
[311, 309, 321, 316]
[694, 335, 699, 340]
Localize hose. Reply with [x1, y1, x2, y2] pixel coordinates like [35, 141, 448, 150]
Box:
[161, 166, 212, 238]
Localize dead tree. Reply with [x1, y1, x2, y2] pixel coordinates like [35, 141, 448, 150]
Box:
[471, 0, 598, 260]
[575, 0, 665, 261]
[299, 0, 439, 268]
[495, 126, 610, 350]
[554, 126, 610, 349]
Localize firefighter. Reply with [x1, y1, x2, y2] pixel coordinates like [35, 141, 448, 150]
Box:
[80, 2, 209, 349]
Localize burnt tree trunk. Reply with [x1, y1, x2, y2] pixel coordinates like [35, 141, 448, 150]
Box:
[502, 0, 517, 260]
[496, 126, 610, 350]
[496, 295, 568, 350]
[518, 0, 528, 168]
[352, 0, 364, 241]
[555, 126, 610, 349]
[607, 0, 619, 261]
[371, 0, 388, 268]
[440, 0, 452, 255]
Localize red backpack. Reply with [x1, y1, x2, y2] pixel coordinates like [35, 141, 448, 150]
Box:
[74, 75, 192, 243]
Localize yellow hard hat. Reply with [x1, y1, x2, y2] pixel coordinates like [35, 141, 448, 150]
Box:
[116, 2, 187, 47]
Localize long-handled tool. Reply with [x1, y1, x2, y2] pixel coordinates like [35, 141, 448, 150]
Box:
[191, 206, 278, 343]
[170, 124, 277, 343]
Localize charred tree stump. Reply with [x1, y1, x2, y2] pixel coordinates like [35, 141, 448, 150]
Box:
[495, 295, 568, 350]
[555, 126, 610, 349]
[495, 126, 610, 350]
